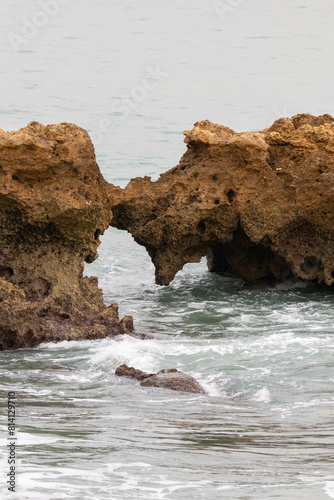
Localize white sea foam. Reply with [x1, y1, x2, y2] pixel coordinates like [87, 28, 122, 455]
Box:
[15, 433, 60, 446]
[89, 336, 225, 371]
[252, 387, 271, 403]
[324, 482, 334, 499]
[106, 462, 152, 472]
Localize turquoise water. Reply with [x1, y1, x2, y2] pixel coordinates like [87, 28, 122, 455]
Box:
[1, 1, 334, 498]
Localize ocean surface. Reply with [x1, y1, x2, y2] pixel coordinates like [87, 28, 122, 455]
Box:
[1, 1, 334, 498]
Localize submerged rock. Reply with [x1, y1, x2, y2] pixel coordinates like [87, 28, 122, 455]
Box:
[109, 114, 334, 286]
[0, 122, 133, 350]
[115, 364, 207, 395]
[115, 364, 154, 381]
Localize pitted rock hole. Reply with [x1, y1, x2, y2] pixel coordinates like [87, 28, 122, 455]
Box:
[300, 256, 318, 273]
[0, 266, 14, 279]
[227, 189, 235, 203]
[197, 221, 206, 234]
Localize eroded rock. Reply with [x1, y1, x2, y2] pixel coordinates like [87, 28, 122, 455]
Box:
[0, 122, 133, 350]
[115, 364, 207, 394]
[109, 114, 334, 286]
[3, 114, 334, 349]
[115, 364, 154, 381]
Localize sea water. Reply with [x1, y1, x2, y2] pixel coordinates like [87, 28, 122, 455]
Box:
[1, 1, 334, 498]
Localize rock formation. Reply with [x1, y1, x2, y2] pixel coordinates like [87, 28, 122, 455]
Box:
[2, 114, 334, 350]
[109, 114, 334, 286]
[0, 122, 133, 350]
[115, 364, 207, 394]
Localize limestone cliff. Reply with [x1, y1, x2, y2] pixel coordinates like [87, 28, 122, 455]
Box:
[110, 114, 334, 286]
[0, 122, 133, 350]
[2, 114, 334, 350]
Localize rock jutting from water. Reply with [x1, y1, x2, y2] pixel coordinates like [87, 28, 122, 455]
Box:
[109, 114, 334, 286]
[0, 122, 133, 350]
[2, 114, 334, 350]
[115, 364, 207, 394]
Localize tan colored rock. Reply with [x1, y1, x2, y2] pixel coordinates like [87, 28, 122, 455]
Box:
[115, 364, 154, 381]
[115, 365, 207, 394]
[3, 114, 334, 348]
[140, 369, 207, 395]
[110, 114, 334, 286]
[0, 122, 133, 350]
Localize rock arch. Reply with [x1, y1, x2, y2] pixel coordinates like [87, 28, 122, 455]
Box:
[1, 113, 334, 349]
[109, 114, 334, 287]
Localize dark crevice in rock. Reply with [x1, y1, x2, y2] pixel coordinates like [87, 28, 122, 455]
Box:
[197, 221, 206, 234]
[0, 266, 14, 279]
[227, 189, 235, 203]
[207, 226, 291, 284]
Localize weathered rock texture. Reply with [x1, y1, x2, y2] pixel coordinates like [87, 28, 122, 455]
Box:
[115, 364, 207, 394]
[2, 114, 334, 349]
[110, 114, 334, 286]
[0, 122, 133, 350]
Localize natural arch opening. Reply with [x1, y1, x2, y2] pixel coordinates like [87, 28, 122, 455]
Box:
[84, 227, 155, 304]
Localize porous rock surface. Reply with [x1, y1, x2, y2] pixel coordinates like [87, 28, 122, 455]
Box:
[0, 122, 133, 350]
[115, 364, 207, 394]
[2, 114, 334, 350]
[110, 114, 334, 286]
